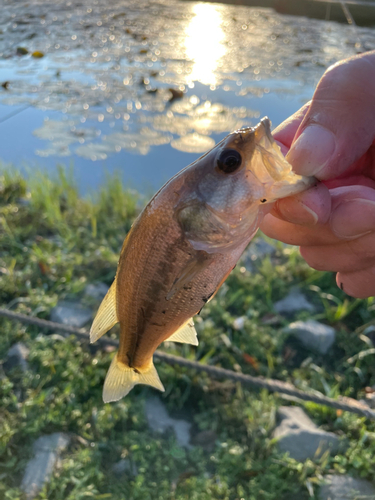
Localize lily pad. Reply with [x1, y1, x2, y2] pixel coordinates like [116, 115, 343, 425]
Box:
[16, 47, 28, 56]
[171, 133, 215, 153]
[31, 51, 44, 58]
[75, 142, 117, 161]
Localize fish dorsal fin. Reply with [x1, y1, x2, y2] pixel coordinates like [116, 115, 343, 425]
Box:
[167, 318, 198, 346]
[90, 278, 118, 344]
[103, 354, 165, 403]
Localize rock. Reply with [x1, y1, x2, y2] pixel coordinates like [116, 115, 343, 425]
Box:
[190, 430, 217, 452]
[145, 397, 192, 449]
[84, 282, 109, 302]
[249, 238, 276, 259]
[241, 238, 276, 270]
[319, 474, 375, 500]
[273, 406, 344, 462]
[145, 397, 170, 433]
[4, 342, 30, 372]
[233, 316, 245, 330]
[50, 301, 92, 328]
[21, 433, 70, 500]
[112, 458, 138, 477]
[274, 288, 315, 315]
[283, 320, 335, 354]
[49, 334, 66, 342]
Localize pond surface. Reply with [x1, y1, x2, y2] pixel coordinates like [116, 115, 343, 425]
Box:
[0, 0, 374, 193]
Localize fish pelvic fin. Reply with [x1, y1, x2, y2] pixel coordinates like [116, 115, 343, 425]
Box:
[103, 354, 165, 403]
[90, 278, 118, 343]
[167, 318, 198, 346]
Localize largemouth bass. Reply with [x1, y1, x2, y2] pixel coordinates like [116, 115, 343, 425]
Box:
[90, 117, 314, 402]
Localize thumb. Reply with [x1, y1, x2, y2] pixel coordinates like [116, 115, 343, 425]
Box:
[286, 51, 375, 180]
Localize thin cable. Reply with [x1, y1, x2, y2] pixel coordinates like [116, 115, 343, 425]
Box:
[1, 307, 374, 419]
[0, 104, 32, 125]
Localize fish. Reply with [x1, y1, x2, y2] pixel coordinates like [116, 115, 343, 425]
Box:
[90, 117, 315, 403]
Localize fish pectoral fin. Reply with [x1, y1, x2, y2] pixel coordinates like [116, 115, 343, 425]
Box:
[166, 253, 213, 301]
[167, 318, 198, 346]
[103, 354, 165, 403]
[90, 278, 118, 343]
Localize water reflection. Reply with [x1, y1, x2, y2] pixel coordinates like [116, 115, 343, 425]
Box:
[0, 0, 372, 192]
[185, 4, 226, 86]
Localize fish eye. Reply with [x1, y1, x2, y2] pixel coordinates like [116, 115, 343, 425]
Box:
[216, 149, 242, 174]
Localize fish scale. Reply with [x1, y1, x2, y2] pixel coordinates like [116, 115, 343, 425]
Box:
[116, 205, 216, 367]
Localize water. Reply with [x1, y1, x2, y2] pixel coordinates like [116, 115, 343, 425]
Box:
[0, 0, 374, 193]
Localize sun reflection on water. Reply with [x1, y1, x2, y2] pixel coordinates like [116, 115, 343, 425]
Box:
[184, 4, 227, 86]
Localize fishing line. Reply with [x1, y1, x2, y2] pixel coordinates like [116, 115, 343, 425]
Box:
[340, 1, 356, 25]
[0, 104, 33, 125]
[1, 307, 374, 420]
[320, 0, 364, 50]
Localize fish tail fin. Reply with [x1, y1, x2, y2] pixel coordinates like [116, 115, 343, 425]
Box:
[103, 353, 165, 403]
[90, 278, 118, 343]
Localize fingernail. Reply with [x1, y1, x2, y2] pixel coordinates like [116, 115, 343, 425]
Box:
[331, 199, 375, 238]
[286, 125, 336, 177]
[276, 199, 318, 226]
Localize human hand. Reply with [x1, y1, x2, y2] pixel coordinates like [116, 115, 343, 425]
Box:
[260, 51, 375, 298]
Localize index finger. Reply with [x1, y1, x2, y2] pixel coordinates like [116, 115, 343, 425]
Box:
[260, 213, 340, 246]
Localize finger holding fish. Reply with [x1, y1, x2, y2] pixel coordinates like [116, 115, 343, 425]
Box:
[90, 118, 315, 403]
[300, 232, 375, 274]
[271, 183, 331, 227]
[336, 267, 375, 299]
[260, 215, 339, 246]
[262, 184, 375, 245]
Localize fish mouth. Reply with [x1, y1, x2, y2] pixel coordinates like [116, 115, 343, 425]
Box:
[266, 170, 316, 202]
[241, 117, 316, 203]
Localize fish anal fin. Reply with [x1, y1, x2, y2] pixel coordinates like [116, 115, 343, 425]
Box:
[167, 318, 198, 346]
[103, 354, 165, 403]
[90, 278, 118, 343]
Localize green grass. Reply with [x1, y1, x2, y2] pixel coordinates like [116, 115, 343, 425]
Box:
[1, 167, 375, 499]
